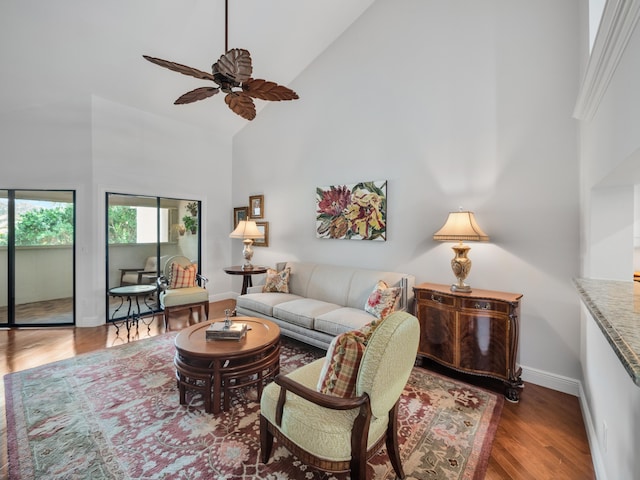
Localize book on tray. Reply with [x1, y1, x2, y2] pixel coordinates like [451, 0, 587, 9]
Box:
[206, 321, 248, 341]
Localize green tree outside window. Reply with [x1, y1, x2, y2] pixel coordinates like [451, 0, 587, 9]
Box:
[107, 206, 137, 244]
[14, 205, 74, 246]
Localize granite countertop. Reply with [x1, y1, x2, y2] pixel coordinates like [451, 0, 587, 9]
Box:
[574, 278, 640, 386]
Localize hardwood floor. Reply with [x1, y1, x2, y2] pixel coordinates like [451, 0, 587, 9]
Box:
[0, 299, 595, 479]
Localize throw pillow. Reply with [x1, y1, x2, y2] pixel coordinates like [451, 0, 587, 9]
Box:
[262, 268, 290, 293]
[364, 280, 401, 320]
[315, 318, 385, 398]
[316, 329, 368, 398]
[168, 262, 197, 289]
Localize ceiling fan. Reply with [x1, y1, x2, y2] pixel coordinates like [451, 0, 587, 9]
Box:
[143, 0, 299, 121]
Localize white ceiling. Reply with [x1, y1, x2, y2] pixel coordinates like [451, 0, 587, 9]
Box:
[0, 0, 375, 136]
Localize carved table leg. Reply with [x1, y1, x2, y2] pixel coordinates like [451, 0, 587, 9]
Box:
[505, 367, 524, 403]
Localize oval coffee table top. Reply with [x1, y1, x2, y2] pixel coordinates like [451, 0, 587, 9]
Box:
[174, 316, 280, 360]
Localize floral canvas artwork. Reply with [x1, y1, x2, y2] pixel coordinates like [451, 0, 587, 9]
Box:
[316, 180, 387, 241]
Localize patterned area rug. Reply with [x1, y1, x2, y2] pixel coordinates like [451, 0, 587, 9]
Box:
[4, 333, 503, 479]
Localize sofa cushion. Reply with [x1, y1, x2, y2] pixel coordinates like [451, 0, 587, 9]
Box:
[280, 262, 318, 297]
[160, 286, 208, 307]
[280, 261, 415, 312]
[263, 267, 291, 293]
[364, 280, 400, 319]
[314, 307, 376, 336]
[235, 292, 302, 317]
[273, 298, 341, 329]
[304, 264, 356, 307]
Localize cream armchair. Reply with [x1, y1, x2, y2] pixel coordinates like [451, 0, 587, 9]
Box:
[157, 255, 209, 330]
[119, 255, 167, 286]
[260, 311, 420, 480]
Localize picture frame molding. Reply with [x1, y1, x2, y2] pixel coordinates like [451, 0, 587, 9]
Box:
[233, 206, 248, 228]
[253, 221, 269, 247]
[249, 194, 264, 219]
[315, 179, 387, 241]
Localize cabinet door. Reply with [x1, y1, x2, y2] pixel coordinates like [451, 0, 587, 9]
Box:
[416, 297, 456, 366]
[457, 308, 509, 380]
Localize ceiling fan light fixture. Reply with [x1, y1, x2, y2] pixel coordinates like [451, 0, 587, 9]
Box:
[143, 3, 298, 121]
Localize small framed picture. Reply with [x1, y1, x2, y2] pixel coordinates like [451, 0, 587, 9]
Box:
[249, 195, 264, 219]
[253, 221, 269, 247]
[233, 206, 248, 228]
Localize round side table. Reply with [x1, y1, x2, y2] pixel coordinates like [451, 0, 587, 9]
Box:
[224, 265, 268, 295]
[108, 284, 157, 337]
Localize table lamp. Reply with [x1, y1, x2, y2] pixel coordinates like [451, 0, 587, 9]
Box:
[229, 220, 263, 270]
[433, 210, 489, 293]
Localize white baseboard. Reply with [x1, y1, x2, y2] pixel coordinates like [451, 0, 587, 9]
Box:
[578, 383, 607, 480]
[210, 291, 239, 303]
[520, 365, 581, 396]
[77, 315, 102, 328]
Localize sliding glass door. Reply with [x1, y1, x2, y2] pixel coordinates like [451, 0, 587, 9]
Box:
[106, 193, 201, 323]
[0, 190, 75, 327]
[0, 190, 7, 324]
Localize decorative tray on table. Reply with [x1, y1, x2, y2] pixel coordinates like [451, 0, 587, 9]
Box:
[205, 310, 247, 341]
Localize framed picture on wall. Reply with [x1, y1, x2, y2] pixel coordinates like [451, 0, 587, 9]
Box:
[253, 221, 269, 247]
[315, 180, 387, 241]
[249, 195, 264, 219]
[233, 206, 248, 228]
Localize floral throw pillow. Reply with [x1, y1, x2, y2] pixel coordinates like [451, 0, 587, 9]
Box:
[262, 268, 290, 293]
[364, 280, 400, 319]
[168, 262, 197, 289]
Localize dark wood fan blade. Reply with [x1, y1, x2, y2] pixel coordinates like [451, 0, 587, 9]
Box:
[174, 87, 220, 104]
[214, 49, 252, 83]
[224, 92, 256, 120]
[143, 55, 216, 82]
[242, 78, 299, 101]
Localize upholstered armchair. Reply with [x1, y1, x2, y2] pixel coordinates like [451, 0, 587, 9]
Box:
[157, 255, 209, 330]
[260, 311, 420, 480]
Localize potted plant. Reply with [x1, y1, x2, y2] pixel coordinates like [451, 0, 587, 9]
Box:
[186, 202, 198, 217]
[183, 215, 198, 234]
[182, 202, 199, 234]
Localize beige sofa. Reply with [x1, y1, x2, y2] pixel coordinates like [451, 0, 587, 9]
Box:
[235, 261, 415, 349]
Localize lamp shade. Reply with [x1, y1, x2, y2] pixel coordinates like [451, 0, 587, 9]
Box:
[229, 220, 263, 239]
[433, 211, 489, 242]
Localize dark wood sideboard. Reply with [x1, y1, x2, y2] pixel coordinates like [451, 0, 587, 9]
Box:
[413, 283, 523, 402]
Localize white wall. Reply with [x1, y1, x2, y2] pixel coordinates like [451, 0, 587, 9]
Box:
[579, 5, 640, 280]
[577, 1, 640, 478]
[1, 95, 234, 326]
[580, 304, 640, 480]
[232, 0, 583, 387]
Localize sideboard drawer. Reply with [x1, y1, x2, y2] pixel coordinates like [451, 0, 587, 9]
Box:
[459, 298, 510, 315]
[416, 289, 455, 307]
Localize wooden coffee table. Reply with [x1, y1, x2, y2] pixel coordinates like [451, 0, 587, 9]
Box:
[174, 316, 280, 414]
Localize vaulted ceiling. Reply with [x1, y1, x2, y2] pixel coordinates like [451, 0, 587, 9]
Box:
[0, 0, 375, 136]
